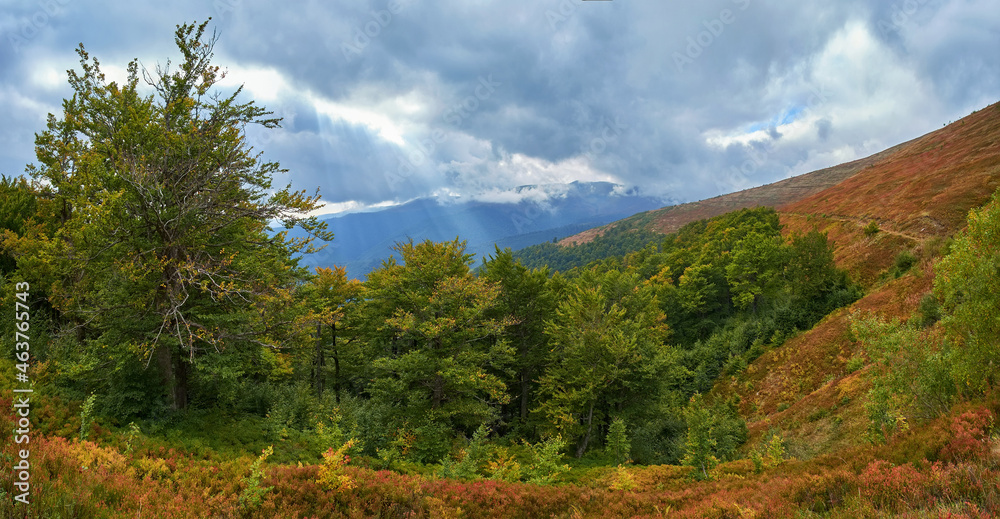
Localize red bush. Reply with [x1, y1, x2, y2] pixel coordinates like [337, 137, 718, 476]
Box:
[940, 408, 995, 462]
[859, 460, 930, 512]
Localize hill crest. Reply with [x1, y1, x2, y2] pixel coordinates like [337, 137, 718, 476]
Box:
[559, 102, 1000, 247]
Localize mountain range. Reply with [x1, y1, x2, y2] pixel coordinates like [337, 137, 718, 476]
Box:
[295, 181, 668, 277]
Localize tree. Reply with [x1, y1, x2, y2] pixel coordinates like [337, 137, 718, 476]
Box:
[480, 247, 558, 433]
[676, 263, 722, 316]
[0, 176, 38, 276]
[786, 230, 841, 303]
[349, 239, 513, 456]
[299, 266, 362, 402]
[537, 268, 677, 457]
[606, 416, 631, 465]
[725, 231, 787, 312]
[935, 190, 1000, 394]
[681, 394, 719, 480]
[681, 393, 747, 480]
[10, 20, 330, 414]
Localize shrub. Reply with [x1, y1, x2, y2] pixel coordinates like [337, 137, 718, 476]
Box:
[750, 431, 785, 473]
[375, 426, 416, 470]
[916, 293, 942, 327]
[940, 408, 995, 462]
[239, 445, 274, 511]
[317, 439, 360, 493]
[865, 384, 907, 445]
[845, 355, 865, 374]
[607, 465, 636, 491]
[863, 221, 880, 237]
[853, 314, 957, 436]
[523, 435, 571, 485]
[79, 393, 97, 441]
[450, 424, 491, 480]
[791, 469, 857, 513]
[859, 460, 929, 512]
[265, 382, 317, 440]
[935, 189, 1000, 395]
[889, 250, 918, 278]
[485, 446, 522, 483]
[606, 417, 631, 465]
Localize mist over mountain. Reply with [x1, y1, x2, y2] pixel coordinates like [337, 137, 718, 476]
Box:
[294, 181, 669, 277]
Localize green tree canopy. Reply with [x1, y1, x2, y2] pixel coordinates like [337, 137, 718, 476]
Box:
[9, 20, 330, 414]
[537, 268, 678, 457]
[0, 175, 38, 276]
[480, 247, 561, 434]
[349, 239, 514, 456]
[935, 190, 1000, 394]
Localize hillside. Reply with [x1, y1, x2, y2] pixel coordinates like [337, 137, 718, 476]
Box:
[704, 103, 1000, 490]
[6, 90, 1000, 517]
[560, 103, 1000, 251]
[6, 15, 1000, 518]
[558, 142, 906, 246]
[778, 103, 1000, 286]
[533, 103, 1000, 288]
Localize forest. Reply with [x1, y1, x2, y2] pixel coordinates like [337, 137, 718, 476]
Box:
[2, 21, 999, 518]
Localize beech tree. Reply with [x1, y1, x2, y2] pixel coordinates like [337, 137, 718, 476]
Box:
[299, 266, 361, 402]
[11, 20, 330, 414]
[480, 247, 560, 432]
[537, 268, 677, 457]
[0, 176, 37, 276]
[725, 231, 787, 312]
[349, 239, 514, 456]
[935, 190, 1000, 394]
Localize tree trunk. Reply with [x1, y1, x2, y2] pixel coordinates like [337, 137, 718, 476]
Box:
[576, 401, 596, 458]
[431, 374, 445, 409]
[157, 344, 189, 410]
[156, 344, 175, 408]
[332, 322, 341, 405]
[174, 355, 188, 410]
[314, 322, 325, 398]
[519, 370, 531, 422]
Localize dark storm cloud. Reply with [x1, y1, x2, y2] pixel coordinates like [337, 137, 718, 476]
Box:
[1, 0, 998, 212]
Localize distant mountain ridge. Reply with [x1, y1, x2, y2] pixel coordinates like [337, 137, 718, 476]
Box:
[558, 141, 913, 246]
[295, 181, 667, 277]
[520, 102, 1000, 285]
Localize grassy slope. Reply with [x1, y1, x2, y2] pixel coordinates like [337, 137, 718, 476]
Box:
[711, 102, 1000, 461]
[559, 139, 907, 246]
[5, 104, 1000, 518]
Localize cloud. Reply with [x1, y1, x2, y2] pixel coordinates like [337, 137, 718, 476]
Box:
[1, 0, 997, 213]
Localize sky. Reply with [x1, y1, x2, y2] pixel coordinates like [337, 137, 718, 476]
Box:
[2, 0, 998, 216]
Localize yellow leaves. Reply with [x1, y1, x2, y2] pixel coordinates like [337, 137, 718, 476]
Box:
[317, 439, 359, 493]
[135, 457, 172, 481]
[607, 465, 637, 491]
